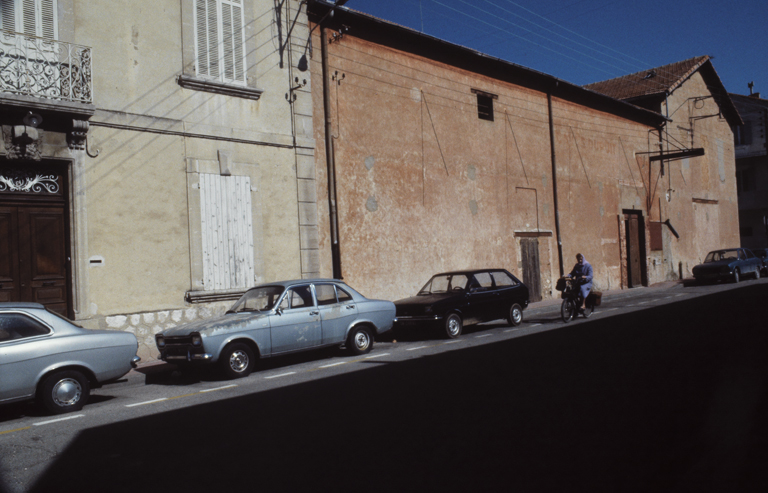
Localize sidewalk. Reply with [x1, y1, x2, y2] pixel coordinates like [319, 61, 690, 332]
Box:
[526, 279, 685, 311]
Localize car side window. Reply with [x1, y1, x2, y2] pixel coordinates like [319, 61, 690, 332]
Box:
[0, 313, 51, 342]
[491, 271, 517, 287]
[337, 286, 353, 303]
[472, 272, 494, 291]
[745, 250, 755, 259]
[280, 286, 315, 310]
[315, 284, 338, 306]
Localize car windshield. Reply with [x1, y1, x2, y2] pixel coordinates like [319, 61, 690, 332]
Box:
[228, 286, 285, 313]
[418, 274, 469, 294]
[704, 250, 739, 263]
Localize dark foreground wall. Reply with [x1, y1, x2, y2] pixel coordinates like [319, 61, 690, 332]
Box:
[23, 284, 768, 492]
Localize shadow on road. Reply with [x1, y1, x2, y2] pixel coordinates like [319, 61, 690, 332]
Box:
[27, 284, 768, 492]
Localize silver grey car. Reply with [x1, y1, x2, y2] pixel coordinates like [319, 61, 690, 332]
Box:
[156, 279, 396, 379]
[0, 302, 140, 414]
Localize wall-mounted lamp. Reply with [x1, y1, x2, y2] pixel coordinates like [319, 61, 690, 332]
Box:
[296, 0, 351, 72]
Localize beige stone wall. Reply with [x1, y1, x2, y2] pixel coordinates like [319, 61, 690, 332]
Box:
[51, 0, 318, 358]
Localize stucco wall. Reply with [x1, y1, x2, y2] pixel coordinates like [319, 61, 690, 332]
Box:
[311, 34, 661, 302]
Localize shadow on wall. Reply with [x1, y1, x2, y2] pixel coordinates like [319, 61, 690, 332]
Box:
[27, 284, 768, 493]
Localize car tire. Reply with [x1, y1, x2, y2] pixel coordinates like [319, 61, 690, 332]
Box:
[733, 269, 740, 283]
[347, 326, 373, 355]
[508, 304, 523, 326]
[755, 268, 761, 280]
[561, 299, 575, 323]
[445, 313, 463, 339]
[219, 342, 255, 379]
[38, 370, 90, 415]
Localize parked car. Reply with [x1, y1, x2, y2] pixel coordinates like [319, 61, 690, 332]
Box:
[155, 279, 395, 379]
[0, 302, 140, 414]
[753, 248, 768, 276]
[393, 269, 529, 338]
[691, 248, 763, 283]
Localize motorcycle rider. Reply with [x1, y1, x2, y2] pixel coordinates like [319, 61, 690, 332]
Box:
[568, 253, 593, 311]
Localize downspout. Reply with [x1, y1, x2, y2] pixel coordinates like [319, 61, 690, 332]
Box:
[321, 25, 342, 279]
[548, 92, 564, 277]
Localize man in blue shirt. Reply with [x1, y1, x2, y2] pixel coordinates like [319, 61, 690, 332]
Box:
[568, 253, 593, 311]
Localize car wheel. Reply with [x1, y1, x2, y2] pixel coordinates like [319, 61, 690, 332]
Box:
[733, 269, 740, 283]
[755, 268, 761, 280]
[39, 370, 90, 415]
[219, 342, 255, 379]
[508, 304, 523, 326]
[347, 326, 373, 355]
[445, 313, 463, 339]
[561, 299, 575, 323]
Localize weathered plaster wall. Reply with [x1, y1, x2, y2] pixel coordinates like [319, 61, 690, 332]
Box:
[311, 34, 658, 302]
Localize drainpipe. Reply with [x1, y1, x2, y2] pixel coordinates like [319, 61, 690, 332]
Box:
[321, 25, 342, 279]
[548, 92, 564, 277]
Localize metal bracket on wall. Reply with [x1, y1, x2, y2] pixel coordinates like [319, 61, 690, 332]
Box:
[286, 76, 307, 103]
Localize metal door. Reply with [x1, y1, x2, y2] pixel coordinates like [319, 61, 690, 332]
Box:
[270, 286, 322, 354]
[521, 238, 542, 302]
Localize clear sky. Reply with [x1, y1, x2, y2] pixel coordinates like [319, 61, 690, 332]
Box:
[339, 0, 768, 97]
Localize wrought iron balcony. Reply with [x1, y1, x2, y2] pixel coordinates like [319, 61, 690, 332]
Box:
[0, 29, 92, 104]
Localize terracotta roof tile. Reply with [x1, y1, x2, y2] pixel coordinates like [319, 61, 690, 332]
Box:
[584, 56, 710, 100]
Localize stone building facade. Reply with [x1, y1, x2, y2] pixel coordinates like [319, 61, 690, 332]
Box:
[1, 0, 318, 360]
[308, 2, 741, 302]
[730, 92, 768, 249]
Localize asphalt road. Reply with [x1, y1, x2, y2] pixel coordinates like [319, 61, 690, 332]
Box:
[1, 280, 767, 492]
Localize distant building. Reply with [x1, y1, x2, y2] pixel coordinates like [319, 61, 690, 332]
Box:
[729, 92, 768, 249]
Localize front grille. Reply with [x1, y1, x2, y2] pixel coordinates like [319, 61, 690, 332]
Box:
[164, 335, 194, 345]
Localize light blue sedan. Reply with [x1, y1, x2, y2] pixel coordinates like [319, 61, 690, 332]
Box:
[156, 279, 396, 379]
[0, 303, 140, 414]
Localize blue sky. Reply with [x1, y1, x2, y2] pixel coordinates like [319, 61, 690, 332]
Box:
[340, 0, 768, 96]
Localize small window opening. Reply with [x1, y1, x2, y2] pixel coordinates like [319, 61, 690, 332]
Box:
[477, 94, 494, 121]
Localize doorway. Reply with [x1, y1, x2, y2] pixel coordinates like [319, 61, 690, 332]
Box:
[623, 210, 647, 288]
[0, 162, 71, 316]
[520, 238, 542, 302]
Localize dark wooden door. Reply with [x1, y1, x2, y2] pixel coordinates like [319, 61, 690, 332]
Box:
[625, 214, 642, 288]
[0, 205, 68, 315]
[521, 238, 542, 302]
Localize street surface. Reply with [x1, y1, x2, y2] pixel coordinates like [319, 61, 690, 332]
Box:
[1, 279, 767, 492]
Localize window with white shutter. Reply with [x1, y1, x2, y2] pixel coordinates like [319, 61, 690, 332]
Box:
[0, 0, 57, 39]
[193, 0, 245, 85]
[199, 173, 255, 290]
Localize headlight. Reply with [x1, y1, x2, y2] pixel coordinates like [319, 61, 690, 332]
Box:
[191, 333, 203, 346]
[156, 335, 165, 348]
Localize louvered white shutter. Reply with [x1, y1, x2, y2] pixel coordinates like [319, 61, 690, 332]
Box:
[194, 0, 245, 84]
[3, 0, 56, 38]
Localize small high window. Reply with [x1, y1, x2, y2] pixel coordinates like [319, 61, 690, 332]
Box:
[472, 89, 497, 121]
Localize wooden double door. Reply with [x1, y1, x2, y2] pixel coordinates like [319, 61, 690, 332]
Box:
[0, 163, 70, 316]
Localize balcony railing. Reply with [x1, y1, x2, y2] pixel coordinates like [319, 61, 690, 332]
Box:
[0, 29, 92, 104]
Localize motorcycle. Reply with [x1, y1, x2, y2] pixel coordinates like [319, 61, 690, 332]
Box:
[558, 277, 599, 323]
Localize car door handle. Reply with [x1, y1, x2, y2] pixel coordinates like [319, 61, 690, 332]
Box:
[346, 305, 355, 309]
[310, 310, 319, 316]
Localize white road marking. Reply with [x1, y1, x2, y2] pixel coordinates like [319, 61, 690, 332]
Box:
[504, 328, 517, 333]
[407, 346, 429, 351]
[126, 398, 168, 408]
[475, 334, 492, 338]
[200, 384, 237, 393]
[442, 340, 461, 344]
[601, 308, 618, 312]
[265, 372, 297, 379]
[529, 323, 542, 327]
[33, 415, 85, 426]
[319, 361, 347, 368]
[364, 353, 390, 359]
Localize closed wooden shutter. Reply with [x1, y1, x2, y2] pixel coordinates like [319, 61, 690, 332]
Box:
[199, 173, 255, 290]
[194, 0, 245, 84]
[1, 1, 16, 31]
